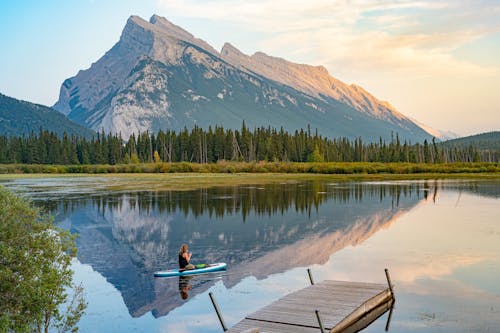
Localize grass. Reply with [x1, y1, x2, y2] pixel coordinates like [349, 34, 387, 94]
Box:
[0, 161, 499, 175]
[1, 161, 499, 192]
[1, 170, 499, 192]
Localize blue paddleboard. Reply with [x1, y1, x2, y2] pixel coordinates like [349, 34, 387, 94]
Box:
[154, 262, 227, 277]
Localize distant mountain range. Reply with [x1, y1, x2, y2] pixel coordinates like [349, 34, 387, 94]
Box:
[0, 93, 94, 138]
[52, 14, 435, 142]
[441, 131, 500, 150]
[409, 117, 458, 141]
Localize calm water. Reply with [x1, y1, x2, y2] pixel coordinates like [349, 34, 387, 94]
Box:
[2, 177, 499, 332]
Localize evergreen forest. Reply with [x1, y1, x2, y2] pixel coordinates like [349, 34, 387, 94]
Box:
[0, 124, 498, 166]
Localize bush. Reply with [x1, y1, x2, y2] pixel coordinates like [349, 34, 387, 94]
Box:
[0, 161, 499, 175]
[0, 187, 86, 332]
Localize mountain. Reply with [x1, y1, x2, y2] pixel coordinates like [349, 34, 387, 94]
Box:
[409, 117, 458, 141]
[441, 131, 500, 150]
[221, 42, 404, 123]
[0, 93, 94, 137]
[53, 14, 433, 142]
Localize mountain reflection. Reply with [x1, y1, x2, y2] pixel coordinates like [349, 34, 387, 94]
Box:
[34, 180, 437, 318]
[0, 177, 496, 323]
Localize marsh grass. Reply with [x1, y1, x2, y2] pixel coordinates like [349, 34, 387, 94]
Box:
[0, 162, 499, 191]
[0, 161, 499, 175]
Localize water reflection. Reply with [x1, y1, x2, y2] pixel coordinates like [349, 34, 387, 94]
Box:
[0, 177, 497, 328]
[178, 277, 192, 300]
[5, 180, 424, 317]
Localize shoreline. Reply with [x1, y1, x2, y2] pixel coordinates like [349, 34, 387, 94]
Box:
[1, 171, 499, 192]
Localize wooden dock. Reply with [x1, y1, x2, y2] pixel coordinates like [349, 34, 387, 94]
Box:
[226, 280, 394, 333]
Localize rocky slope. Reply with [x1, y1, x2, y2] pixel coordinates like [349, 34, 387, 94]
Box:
[221, 42, 405, 123]
[53, 15, 433, 142]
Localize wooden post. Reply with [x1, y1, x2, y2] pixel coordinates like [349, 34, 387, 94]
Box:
[307, 268, 315, 285]
[315, 309, 326, 333]
[384, 268, 394, 298]
[209, 292, 228, 332]
[385, 300, 395, 331]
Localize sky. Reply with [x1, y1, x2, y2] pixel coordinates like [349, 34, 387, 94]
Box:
[0, 0, 499, 137]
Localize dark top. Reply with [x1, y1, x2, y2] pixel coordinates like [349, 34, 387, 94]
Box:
[179, 253, 189, 269]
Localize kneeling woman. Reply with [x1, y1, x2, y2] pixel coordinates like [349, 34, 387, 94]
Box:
[179, 243, 195, 270]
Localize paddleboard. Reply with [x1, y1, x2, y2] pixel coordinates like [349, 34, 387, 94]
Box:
[154, 262, 227, 277]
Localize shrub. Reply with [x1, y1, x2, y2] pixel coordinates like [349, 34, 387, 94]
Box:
[0, 187, 86, 332]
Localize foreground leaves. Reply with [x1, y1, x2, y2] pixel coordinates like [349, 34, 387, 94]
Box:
[0, 187, 86, 333]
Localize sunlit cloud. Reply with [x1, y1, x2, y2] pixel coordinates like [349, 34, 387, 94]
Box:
[157, 0, 500, 77]
[390, 254, 486, 283]
[313, 30, 497, 77]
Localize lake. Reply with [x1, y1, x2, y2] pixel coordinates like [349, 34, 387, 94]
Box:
[1, 177, 499, 332]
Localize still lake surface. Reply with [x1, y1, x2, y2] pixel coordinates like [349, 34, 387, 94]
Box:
[2, 177, 500, 332]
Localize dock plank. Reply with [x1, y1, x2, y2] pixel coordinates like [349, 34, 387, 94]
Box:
[227, 280, 393, 333]
[230, 319, 321, 333]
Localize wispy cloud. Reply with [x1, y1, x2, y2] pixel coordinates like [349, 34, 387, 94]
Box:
[157, 0, 499, 77]
[314, 30, 496, 77]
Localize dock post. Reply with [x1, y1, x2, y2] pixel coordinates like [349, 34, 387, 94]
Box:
[315, 309, 326, 333]
[384, 268, 394, 298]
[307, 268, 315, 285]
[385, 300, 395, 331]
[209, 292, 228, 332]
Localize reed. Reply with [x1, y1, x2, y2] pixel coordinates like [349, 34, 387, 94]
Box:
[0, 161, 499, 175]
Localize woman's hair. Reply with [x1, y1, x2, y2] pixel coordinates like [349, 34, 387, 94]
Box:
[179, 243, 188, 255]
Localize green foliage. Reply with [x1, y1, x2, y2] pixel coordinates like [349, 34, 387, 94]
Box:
[0, 124, 499, 167]
[130, 153, 140, 164]
[307, 145, 324, 162]
[153, 150, 161, 163]
[0, 187, 86, 332]
[0, 161, 498, 175]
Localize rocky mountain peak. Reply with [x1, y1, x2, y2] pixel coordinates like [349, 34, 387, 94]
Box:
[121, 16, 155, 47]
[121, 14, 220, 64]
[221, 46, 406, 123]
[149, 14, 195, 42]
[127, 15, 148, 26]
[221, 42, 244, 57]
[316, 65, 329, 74]
[250, 51, 332, 81]
[125, 14, 192, 40]
[53, 14, 433, 142]
[220, 42, 251, 71]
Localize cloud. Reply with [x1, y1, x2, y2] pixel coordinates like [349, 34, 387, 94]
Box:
[157, 0, 499, 77]
[315, 30, 497, 77]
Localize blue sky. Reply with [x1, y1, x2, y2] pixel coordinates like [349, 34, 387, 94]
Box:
[1, 0, 499, 136]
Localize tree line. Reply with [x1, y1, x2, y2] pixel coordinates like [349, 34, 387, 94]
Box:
[0, 123, 498, 165]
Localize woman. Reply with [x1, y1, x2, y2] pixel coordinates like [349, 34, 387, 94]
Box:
[178, 243, 195, 270]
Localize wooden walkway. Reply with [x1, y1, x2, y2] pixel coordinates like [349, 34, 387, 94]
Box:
[227, 280, 393, 333]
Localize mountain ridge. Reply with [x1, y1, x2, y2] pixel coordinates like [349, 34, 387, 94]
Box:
[53, 14, 434, 142]
[221, 42, 406, 123]
[441, 131, 500, 150]
[0, 93, 94, 138]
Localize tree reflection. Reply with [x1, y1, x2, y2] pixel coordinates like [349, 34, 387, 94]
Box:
[24, 179, 498, 319]
[42, 181, 439, 218]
